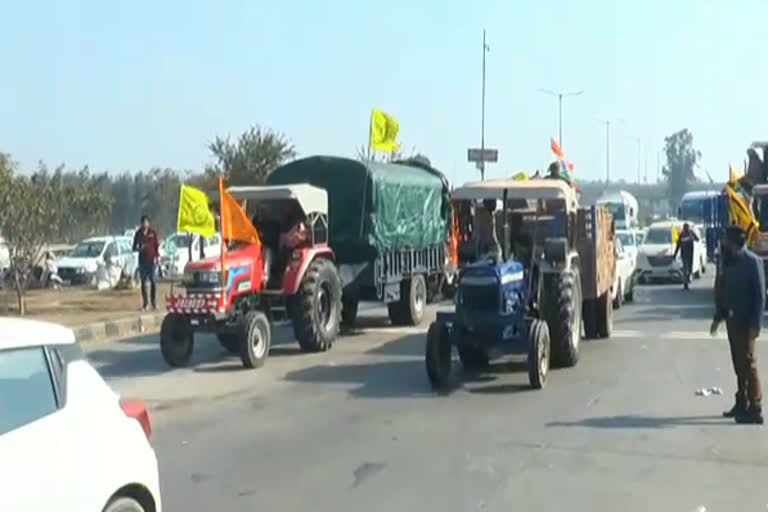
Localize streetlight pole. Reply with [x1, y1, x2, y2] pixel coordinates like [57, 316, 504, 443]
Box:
[480, 29, 489, 180]
[636, 137, 641, 184]
[538, 89, 583, 148]
[605, 120, 611, 183]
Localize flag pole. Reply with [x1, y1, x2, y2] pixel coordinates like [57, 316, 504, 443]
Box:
[367, 110, 373, 161]
[218, 176, 227, 311]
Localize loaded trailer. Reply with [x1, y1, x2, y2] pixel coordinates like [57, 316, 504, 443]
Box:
[267, 156, 456, 327]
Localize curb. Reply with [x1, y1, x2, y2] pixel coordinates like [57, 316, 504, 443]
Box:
[73, 313, 166, 345]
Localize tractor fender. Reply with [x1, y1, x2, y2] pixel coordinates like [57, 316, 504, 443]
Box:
[282, 245, 335, 295]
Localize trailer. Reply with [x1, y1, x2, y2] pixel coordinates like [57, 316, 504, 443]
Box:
[267, 156, 455, 327]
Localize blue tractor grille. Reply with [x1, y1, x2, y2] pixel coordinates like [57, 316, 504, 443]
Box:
[460, 276, 499, 312]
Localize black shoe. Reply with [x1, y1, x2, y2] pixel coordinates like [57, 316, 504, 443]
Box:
[735, 411, 764, 424]
[723, 404, 747, 418]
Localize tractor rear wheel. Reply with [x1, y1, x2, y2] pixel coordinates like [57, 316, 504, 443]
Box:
[239, 311, 271, 369]
[216, 332, 240, 354]
[425, 321, 453, 391]
[540, 268, 581, 368]
[388, 274, 426, 326]
[527, 318, 550, 389]
[160, 313, 194, 367]
[292, 258, 342, 352]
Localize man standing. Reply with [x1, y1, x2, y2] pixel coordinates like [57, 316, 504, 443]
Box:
[473, 199, 501, 263]
[673, 222, 699, 290]
[712, 225, 765, 424]
[133, 215, 159, 311]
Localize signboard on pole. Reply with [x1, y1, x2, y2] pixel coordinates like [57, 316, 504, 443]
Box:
[467, 148, 498, 163]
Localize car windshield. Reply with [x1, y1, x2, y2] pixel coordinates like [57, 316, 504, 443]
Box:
[603, 202, 626, 221]
[617, 233, 635, 247]
[71, 241, 105, 257]
[644, 228, 672, 245]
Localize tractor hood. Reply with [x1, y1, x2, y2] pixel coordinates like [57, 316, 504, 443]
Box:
[460, 259, 525, 285]
[183, 245, 259, 273]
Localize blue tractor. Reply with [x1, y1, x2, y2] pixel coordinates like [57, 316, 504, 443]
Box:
[426, 179, 615, 391]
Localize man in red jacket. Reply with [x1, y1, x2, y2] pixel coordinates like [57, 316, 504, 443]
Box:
[132, 215, 159, 311]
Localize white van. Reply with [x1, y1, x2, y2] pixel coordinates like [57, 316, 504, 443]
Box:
[597, 190, 639, 230]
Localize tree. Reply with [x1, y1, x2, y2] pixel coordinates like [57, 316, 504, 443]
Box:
[662, 129, 701, 205]
[206, 126, 296, 186]
[0, 160, 109, 314]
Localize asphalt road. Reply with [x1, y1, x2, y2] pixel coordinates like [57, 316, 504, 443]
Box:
[87, 273, 768, 512]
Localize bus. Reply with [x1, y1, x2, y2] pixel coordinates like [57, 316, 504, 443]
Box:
[596, 190, 639, 230]
[678, 190, 728, 261]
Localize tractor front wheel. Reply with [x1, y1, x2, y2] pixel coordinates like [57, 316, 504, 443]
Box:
[292, 258, 342, 352]
[527, 318, 550, 389]
[425, 322, 453, 391]
[239, 311, 271, 369]
[160, 313, 194, 367]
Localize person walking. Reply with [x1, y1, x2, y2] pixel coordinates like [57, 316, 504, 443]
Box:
[133, 215, 160, 311]
[673, 223, 699, 290]
[712, 225, 765, 424]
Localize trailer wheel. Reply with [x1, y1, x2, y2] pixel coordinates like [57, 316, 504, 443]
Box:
[216, 332, 240, 354]
[341, 293, 359, 329]
[388, 274, 426, 326]
[239, 311, 271, 369]
[612, 281, 623, 310]
[292, 258, 342, 352]
[541, 268, 581, 368]
[583, 299, 598, 339]
[160, 313, 194, 367]
[596, 291, 613, 338]
[425, 321, 453, 391]
[527, 318, 550, 389]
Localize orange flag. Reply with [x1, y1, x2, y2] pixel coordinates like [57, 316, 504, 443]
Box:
[551, 138, 564, 158]
[219, 178, 261, 245]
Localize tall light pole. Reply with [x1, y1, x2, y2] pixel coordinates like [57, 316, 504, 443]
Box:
[538, 89, 584, 147]
[480, 29, 490, 180]
[605, 120, 611, 183]
[636, 137, 641, 184]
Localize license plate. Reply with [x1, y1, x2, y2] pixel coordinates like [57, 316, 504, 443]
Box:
[176, 297, 207, 309]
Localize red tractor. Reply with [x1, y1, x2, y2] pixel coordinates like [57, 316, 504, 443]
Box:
[160, 184, 342, 369]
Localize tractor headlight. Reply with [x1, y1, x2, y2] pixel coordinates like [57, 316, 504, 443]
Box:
[504, 289, 519, 314]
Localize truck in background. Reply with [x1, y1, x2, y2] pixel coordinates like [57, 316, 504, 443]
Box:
[678, 189, 727, 262]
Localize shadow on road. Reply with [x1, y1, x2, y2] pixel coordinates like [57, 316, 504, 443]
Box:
[547, 414, 728, 429]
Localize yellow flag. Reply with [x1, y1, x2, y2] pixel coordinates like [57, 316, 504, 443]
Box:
[728, 164, 741, 185]
[726, 183, 759, 235]
[369, 109, 399, 152]
[511, 172, 529, 181]
[177, 184, 216, 238]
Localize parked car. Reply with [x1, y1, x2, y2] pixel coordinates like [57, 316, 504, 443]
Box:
[56, 236, 138, 285]
[636, 221, 705, 283]
[611, 236, 637, 308]
[160, 232, 221, 278]
[0, 318, 161, 511]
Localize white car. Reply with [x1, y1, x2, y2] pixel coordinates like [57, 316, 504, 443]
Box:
[612, 231, 638, 308]
[636, 221, 706, 283]
[57, 236, 138, 285]
[0, 318, 161, 512]
[160, 232, 221, 278]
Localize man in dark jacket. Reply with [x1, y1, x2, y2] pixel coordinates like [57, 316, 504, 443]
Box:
[673, 223, 699, 290]
[133, 215, 160, 311]
[712, 225, 766, 424]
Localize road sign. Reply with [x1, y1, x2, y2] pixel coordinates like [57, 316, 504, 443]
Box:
[467, 148, 498, 163]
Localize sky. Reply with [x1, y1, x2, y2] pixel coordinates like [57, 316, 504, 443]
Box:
[1, 0, 766, 187]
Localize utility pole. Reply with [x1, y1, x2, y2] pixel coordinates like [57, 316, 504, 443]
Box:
[644, 151, 648, 183]
[636, 138, 641, 184]
[480, 29, 490, 180]
[538, 89, 583, 148]
[605, 120, 611, 183]
[657, 150, 661, 182]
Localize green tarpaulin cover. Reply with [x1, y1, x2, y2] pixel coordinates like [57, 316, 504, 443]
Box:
[267, 156, 450, 263]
